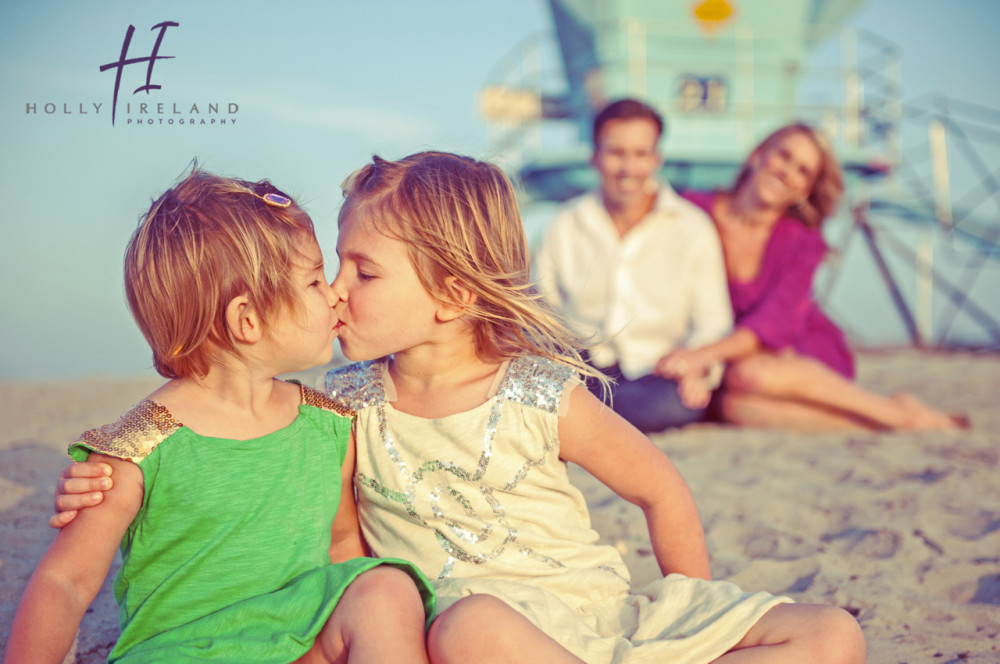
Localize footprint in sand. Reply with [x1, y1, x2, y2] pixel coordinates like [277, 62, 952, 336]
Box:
[820, 527, 902, 559]
[742, 528, 823, 560]
[971, 574, 1000, 605]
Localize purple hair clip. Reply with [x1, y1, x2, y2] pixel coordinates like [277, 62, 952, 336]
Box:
[261, 192, 292, 208]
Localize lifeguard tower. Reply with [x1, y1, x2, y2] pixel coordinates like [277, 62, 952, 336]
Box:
[479, 0, 1000, 349]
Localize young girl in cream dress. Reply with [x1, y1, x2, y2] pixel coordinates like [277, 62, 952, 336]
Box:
[321, 152, 865, 664]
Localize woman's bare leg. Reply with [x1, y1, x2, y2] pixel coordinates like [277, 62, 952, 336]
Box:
[723, 352, 962, 431]
[719, 390, 873, 432]
[427, 594, 584, 664]
[714, 603, 866, 664]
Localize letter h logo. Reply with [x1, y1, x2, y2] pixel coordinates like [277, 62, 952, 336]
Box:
[99, 21, 179, 126]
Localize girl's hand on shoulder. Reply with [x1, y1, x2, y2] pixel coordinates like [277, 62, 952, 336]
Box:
[50, 461, 114, 529]
[43, 454, 143, 603]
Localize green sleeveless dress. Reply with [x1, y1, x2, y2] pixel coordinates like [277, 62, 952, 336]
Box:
[69, 382, 434, 664]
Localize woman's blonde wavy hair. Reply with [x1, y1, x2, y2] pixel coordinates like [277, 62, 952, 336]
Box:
[125, 166, 316, 379]
[339, 151, 605, 386]
[731, 122, 845, 227]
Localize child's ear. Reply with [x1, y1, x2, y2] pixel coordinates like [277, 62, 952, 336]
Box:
[226, 295, 262, 343]
[436, 276, 477, 322]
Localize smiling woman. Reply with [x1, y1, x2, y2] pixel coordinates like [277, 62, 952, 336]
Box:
[666, 123, 968, 432]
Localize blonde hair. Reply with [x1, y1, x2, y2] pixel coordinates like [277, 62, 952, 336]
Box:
[125, 166, 316, 378]
[339, 152, 603, 384]
[731, 122, 845, 227]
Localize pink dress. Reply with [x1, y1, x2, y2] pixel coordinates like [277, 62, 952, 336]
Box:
[683, 191, 854, 378]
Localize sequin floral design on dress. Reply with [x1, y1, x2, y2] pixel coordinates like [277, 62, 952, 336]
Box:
[328, 357, 580, 579]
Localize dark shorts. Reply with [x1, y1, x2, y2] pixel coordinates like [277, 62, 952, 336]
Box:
[586, 362, 707, 433]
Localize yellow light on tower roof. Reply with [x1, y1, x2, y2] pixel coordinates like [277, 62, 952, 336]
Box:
[691, 0, 736, 33]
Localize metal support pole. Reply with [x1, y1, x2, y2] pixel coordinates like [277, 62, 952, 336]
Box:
[855, 205, 923, 346]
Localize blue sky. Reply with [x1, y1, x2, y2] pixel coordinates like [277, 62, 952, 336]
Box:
[1, 0, 997, 379]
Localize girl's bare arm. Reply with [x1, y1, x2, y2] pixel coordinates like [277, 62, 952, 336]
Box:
[557, 386, 711, 580]
[6, 454, 142, 664]
[328, 430, 370, 562]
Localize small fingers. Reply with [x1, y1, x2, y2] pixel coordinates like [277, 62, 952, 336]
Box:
[60, 476, 113, 494]
[49, 510, 79, 529]
[54, 489, 106, 515]
[61, 461, 113, 480]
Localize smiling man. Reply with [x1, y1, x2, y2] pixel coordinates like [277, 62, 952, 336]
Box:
[534, 98, 732, 432]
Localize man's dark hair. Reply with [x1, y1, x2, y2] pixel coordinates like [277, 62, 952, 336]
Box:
[592, 99, 665, 149]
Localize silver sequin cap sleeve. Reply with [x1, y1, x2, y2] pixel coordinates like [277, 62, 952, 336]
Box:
[498, 356, 578, 414]
[324, 360, 385, 411]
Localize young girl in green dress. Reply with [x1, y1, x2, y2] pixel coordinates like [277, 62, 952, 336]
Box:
[4, 168, 434, 664]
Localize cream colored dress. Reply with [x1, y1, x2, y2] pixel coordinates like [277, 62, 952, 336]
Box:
[326, 356, 789, 663]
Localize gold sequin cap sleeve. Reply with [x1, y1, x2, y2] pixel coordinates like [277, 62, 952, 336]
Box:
[297, 382, 356, 419]
[324, 360, 384, 411]
[69, 400, 182, 464]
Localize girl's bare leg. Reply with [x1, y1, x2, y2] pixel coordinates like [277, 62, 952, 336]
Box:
[714, 603, 866, 664]
[428, 594, 585, 664]
[724, 352, 962, 431]
[295, 566, 429, 664]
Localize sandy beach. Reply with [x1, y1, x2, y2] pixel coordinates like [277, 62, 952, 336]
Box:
[1, 347, 998, 663]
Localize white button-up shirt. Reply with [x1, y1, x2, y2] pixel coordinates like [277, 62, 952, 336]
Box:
[534, 184, 732, 384]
